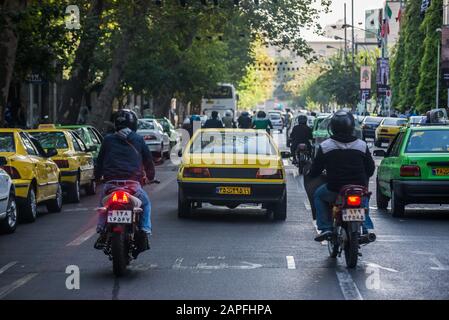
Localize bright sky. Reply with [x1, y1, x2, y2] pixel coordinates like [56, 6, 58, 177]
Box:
[304, 0, 386, 41]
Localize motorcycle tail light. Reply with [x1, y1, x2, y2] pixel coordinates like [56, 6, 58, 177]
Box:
[400, 165, 421, 177]
[347, 195, 361, 207]
[1, 166, 21, 179]
[54, 160, 69, 168]
[111, 191, 130, 204]
[256, 168, 283, 179]
[183, 167, 211, 178]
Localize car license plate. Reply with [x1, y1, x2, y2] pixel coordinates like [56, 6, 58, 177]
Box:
[216, 187, 251, 195]
[107, 210, 132, 224]
[432, 168, 449, 176]
[342, 209, 366, 222]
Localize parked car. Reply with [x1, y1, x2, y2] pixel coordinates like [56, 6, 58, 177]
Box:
[0, 161, 17, 233]
[361, 116, 384, 140]
[58, 125, 103, 164]
[137, 119, 171, 160]
[374, 117, 408, 147]
[375, 124, 449, 217]
[27, 125, 96, 203]
[0, 129, 62, 223]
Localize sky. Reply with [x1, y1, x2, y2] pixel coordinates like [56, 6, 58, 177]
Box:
[304, 0, 386, 41]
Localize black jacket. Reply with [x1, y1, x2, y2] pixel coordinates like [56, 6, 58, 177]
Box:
[95, 131, 155, 183]
[203, 118, 224, 129]
[237, 115, 252, 128]
[290, 124, 313, 147]
[309, 135, 375, 192]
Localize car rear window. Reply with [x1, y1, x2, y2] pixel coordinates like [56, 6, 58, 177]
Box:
[406, 130, 449, 153]
[30, 131, 68, 149]
[269, 113, 281, 120]
[138, 121, 155, 130]
[0, 133, 15, 152]
[383, 118, 407, 126]
[190, 131, 276, 155]
[365, 117, 383, 124]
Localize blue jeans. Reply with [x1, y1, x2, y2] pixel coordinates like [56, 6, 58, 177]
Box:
[97, 181, 152, 234]
[313, 184, 374, 232]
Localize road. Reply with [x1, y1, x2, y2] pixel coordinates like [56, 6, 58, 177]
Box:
[1, 132, 449, 300]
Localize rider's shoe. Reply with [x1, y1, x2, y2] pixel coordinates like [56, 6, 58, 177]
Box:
[94, 233, 107, 250]
[314, 230, 332, 242]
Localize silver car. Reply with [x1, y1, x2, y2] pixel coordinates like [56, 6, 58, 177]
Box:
[0, 157, 17, 234]
[268, 112, 284, 133]
[137, 119, 171, 161]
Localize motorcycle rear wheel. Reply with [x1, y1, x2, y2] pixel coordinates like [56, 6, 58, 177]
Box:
[344, 232, 359, 268]
[111, 232, 128, 277]
[327, 234, 339, 258]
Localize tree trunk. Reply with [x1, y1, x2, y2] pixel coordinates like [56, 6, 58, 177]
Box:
[153, 94, 172, 118]
[89, 1, 148, 131]
[0, 0, 27, 125]
[59, 0, 104, 124]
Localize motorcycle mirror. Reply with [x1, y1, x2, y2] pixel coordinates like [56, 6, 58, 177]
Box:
[281, 151, 291, 159]
[373, 149, 386, 157]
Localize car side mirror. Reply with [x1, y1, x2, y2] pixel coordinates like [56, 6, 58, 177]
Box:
[281, 151, 291, 159]
[87, 145, 97, 152]
[45, 148, 58, 158]
[373, 150, 386, 157]
[0, 156, 7, 166]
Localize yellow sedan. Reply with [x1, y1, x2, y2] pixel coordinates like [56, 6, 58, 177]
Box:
[374, 117, 408, 147]
[27, 125, 96, 203]
[0, 129, 62, 222]
[177, 129, 288, 220]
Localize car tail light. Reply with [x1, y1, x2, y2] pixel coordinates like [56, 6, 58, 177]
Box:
[400, 165, 421, 177]
[111, 191, 130, 204]
[347, 195, 361, 207]
[143, 135, 157, 141]
[1, 166, 21, 179]
[53, 160, 69, 168]
[183, 167, 211, 178]
[256, 168, 283, 179]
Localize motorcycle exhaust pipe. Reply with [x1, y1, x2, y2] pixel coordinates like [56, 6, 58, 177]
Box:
[367, 233, 376, 242]
[359, 233, 376, 244]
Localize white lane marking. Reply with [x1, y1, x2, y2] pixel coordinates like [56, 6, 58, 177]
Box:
[0, 273, 38, 299]
[430, 257, 449, 271]
[336, 267, 363, 300]
[172, 258, 262, 270]
[286, 256, 296, 269]
[64, 208, 91, 213]
[0, 262, 17, 275]
[66, 226, 97, 246]
[364, 262, 399, 273]
[304, 200, 311, 211]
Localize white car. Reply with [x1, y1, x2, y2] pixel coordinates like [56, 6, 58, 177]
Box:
[268, 112, 284, 133]
[0, 157, 17, 234]
[137, 119, 171, 160]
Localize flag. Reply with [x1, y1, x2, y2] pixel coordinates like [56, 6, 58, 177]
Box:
[381, 18, 390, 37]
[385, 3, 393, 19]
[396, 1, 404, 23]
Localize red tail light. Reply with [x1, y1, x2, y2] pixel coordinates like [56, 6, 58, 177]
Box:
[143, 135, 157, 141]
[347, 195, 361, 207]
[183, 167, 211, 178]
[256, 168, 283, 179]
[1, 166, 21, 179]
[53, 160, 69, 168]
[110, 191, 130, 204]
[400, 165, 421, 177]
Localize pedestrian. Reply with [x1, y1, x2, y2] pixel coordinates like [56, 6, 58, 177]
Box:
[222, 111, 236, 128]
[203, 111, 224, 129]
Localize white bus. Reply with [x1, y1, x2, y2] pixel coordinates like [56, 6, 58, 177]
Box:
[201, 83, 238, 119]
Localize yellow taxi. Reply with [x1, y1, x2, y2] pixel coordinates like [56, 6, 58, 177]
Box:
[177, 129, 288, 220]
[0, 129, 62, 222]
[27, 125, 96, 203]
[374, 117, 408, 147]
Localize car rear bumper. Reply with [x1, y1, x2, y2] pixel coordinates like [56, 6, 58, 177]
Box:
[178, 181, 286, 205]
[145, 142, 163, 153]
[376, 133, 396, 142]
[393, 180, 449, 204]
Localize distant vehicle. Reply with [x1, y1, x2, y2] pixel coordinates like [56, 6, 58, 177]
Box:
[58, 125, 103, 164]
[408, 116, 427, 126]
[201, 83, 238, 119]
[0, 161, 17, 234]
[137, 119, 171, 161]
[361, 116, 383, 140]
[268, 111, 284, 133]
[155, 117, 180, 148]
[374, 117, 408, 147]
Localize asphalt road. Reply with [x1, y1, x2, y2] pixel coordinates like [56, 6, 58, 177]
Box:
[1, 132, 449, 300]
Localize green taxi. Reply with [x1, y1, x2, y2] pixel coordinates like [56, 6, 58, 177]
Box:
[156, 117, 179, 148]
[57, 125, 103, 164]
[375, 125, 449, 217]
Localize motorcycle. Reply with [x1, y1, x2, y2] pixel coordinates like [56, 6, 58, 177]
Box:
[96, 179, 159, 277]
[327, 184, 376, 268]
[295, 143, 311, 175]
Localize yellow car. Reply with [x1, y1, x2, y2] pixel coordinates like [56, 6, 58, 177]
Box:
[0, 129, 62, 222]
[374, 117, 408, 147]
[177, 129, 288, 220]
[27, 125, 96, 203]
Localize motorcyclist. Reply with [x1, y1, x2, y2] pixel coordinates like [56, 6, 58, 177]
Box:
[222, 111, 236, 128]
[94, 109, 155, 253]
[289, 115, 313, 165]
[252, 111, 273, 134]
[237, 111, 252, 129]
[308, 110, 375, 242]
[203, 111, 224, 129]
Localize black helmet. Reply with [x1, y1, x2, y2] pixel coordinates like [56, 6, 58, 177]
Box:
[297, 115, 308, 125]
[114, 109, 138, 132]
[330, 110, 355, 136]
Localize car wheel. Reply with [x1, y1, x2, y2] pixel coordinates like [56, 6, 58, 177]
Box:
[68, 177, 81, 203]
[19, 186, 37, 223]
[376, 179, 389, 210]
[391, 187, 405, 218]
[46, 183, 63, 213]
[85, 179, 97, 196]
[272, 193, 287, 221]
[0, 193, 18, 234]
[178, 190, 191, 218]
